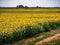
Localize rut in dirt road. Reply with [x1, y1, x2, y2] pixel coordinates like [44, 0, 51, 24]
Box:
[35, 33, 60, 45]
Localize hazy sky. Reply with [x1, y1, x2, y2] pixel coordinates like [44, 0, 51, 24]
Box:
[0, 0, 60, 7]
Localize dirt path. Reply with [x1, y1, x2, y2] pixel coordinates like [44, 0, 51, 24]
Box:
[13, 35, 44, 45]
[35, 33, 60, 45]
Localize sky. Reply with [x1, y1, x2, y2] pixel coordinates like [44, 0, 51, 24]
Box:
[0, 0, 60, 7]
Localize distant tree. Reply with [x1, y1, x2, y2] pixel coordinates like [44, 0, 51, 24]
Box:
[36, 6, 41, 8]
[16, 5, 24, 8]
[36, 6, 39, 8]
[24, 6, 29, 8]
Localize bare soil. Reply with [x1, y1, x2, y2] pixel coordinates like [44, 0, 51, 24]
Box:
[35, 33, 60, 45]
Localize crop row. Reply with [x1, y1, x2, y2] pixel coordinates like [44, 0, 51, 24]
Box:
[0, 20, 60, 44]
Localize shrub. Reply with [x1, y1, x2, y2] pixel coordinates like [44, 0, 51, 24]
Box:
[43, 22, 51, 32]
[32, 24, 44, 34]
[22, 25, 44, 38]
[55, 21, 60, 28]
[12, 30, 24, 42]
[48, 21, 57, 29]
[0, 33, 3, 43]
[22, 25, 33, 38]
[0, 33, 13, 43]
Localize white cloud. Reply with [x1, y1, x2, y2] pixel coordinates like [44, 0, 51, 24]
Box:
[0, 0, 60, 7]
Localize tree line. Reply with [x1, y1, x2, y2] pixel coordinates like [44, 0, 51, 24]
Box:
[16, 5, 42, 8]
[16, 5, 60, 8]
